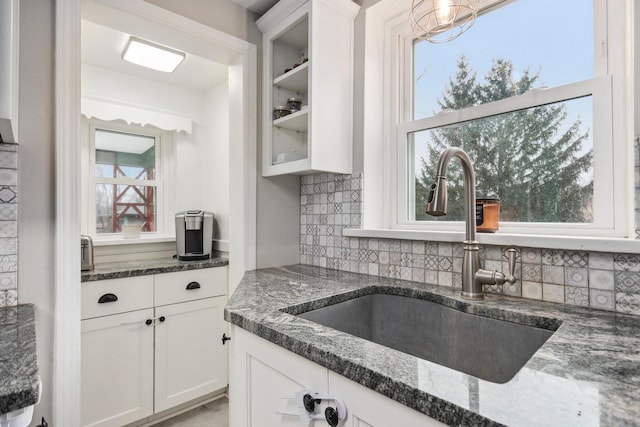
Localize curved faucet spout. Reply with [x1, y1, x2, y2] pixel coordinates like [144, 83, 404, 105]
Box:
[425, 147, 518, 300]
[426, 147, 477, 243]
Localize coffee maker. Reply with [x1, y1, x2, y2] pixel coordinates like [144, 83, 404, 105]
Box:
[175, 210, 214, 260]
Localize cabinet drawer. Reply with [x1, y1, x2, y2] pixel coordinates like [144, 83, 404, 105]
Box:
[154, 267, 227, 307]
[82, 276, 154, 320]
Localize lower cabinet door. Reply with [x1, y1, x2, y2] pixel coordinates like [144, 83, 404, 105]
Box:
[230, 327, 329, 427]
[81, 309, 154, 427]
[154, 296, 228, 412]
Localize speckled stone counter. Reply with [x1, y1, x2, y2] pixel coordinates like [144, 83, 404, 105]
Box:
[81, 256, 229, 282]
[0, 304, 39, 414]
[225, 264, 640, 427]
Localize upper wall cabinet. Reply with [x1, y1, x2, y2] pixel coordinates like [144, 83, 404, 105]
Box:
[0, 0, 19, 143]
[257, 0, 360, 177]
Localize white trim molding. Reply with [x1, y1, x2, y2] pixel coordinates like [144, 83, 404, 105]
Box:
[54, 1, 82, 425]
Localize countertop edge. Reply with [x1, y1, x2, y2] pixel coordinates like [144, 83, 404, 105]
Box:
[81, 257, 229, 282]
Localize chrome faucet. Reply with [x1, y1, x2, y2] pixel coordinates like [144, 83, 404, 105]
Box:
[425, 147, 517, 300]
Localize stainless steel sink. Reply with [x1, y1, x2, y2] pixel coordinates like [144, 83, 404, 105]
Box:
[297, 293, 555, 384]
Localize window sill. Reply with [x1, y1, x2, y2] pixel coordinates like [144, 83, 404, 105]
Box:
[93, 235, 176, 247]
[343, 228, 640, 254]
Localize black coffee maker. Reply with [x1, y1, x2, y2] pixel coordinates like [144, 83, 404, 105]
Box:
[175, 210, 214, 260]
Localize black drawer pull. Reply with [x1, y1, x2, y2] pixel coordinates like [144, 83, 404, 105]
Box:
[159, 316, 166, 323]
[98, 293, 118, 304]
[145, 319, 153, 326]
[186, 281, 201, 290]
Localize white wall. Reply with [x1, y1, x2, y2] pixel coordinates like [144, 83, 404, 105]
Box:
[18, 0, 55, 423]
[146, 0, 303, 269]
[82, 63, 230, 244]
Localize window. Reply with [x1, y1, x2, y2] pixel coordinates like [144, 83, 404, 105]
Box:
[390, 0, 627, 237]
[86, 121, 170, 237]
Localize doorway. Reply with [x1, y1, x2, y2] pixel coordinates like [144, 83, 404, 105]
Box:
[55, 1, 257, 425]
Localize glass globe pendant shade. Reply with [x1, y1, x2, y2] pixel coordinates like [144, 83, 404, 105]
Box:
[410, 0, 479, 43]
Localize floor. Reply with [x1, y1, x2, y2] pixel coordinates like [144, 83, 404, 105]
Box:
[152, 397, 229, 427]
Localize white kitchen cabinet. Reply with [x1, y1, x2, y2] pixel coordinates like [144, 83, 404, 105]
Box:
[81, 309, 155, 427]
[81, 267, 228, 427]
[229, 326, 446, 427]
[257, 0, 360, 176]
[229, 326, 328, 427]
[0, 0, 19, 143]
[155, 296, 228, 412]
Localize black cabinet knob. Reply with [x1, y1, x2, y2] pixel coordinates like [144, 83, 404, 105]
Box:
[98, 293, 118, 304]
[158, 316, 166, 323]
[303, 394, 320, 413]
[145, 319, 153, 326]
[222, 333, 232, 345]
[186, 281, 201, 290]
[325, 407, 339, 427]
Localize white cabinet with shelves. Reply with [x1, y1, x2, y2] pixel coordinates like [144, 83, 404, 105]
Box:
[258, 0, 359, 176]
[0, 0, 19, 143]
[81, 267, 228, 427]
[229, 326, 446, 427]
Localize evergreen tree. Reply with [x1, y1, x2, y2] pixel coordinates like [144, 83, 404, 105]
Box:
[415, 56, 592, 223]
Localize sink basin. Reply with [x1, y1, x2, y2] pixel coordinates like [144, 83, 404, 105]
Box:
[296, 293, 555, 383]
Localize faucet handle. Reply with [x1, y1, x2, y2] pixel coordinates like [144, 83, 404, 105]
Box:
[504, 247, 518, 285]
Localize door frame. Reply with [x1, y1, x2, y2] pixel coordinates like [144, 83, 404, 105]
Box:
[55, 1, 257, 425]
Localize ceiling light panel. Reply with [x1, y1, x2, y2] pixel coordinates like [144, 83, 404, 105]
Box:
[122, 37, 186, 73]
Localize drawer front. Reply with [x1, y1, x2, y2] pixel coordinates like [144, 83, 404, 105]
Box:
[82, 275, 154, 320]
[154, 267, 227, 307]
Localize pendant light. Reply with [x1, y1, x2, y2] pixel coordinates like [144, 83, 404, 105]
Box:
[410, 0, 479, 43]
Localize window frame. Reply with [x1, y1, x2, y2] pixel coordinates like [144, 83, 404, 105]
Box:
[385, 0, 630, 238]
[84, 119, 173, 239]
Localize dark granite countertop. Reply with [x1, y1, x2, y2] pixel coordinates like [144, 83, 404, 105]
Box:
[225, 264, 640, 427]
[0, 304, 40, 414]
[81, 256, 229, 282]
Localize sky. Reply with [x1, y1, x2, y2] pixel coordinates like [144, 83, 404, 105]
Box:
[413, 0, 594, 118]
[410, 0, 596, 199]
